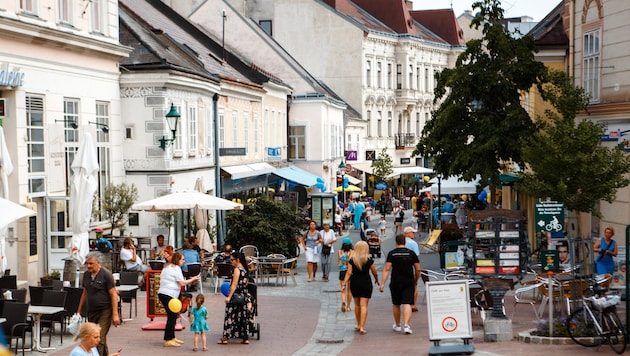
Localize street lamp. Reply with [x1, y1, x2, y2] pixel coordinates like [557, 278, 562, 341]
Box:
[338, 161, 347, 204]
[159, 103, 181, 150]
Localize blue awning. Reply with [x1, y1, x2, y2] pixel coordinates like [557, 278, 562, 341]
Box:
[273, 166, 322, 186]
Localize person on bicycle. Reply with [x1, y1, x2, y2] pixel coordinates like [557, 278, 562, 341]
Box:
[594, 226, 618, 274]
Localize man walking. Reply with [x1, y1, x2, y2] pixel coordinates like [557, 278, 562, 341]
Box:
[403, 226, 420, 311]
[380, 234, 421, 335]
[77, 252, 121, 356]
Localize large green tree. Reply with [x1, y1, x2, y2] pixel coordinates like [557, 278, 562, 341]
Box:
[372, 148, 394, 183]
[413, 0, 546, 187]
[520, 70, 630, 215]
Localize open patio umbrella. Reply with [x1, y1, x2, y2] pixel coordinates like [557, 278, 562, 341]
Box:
[132, 190, 243, 212]
[193, 178, 214, 252]
[0, 126, 18, 276]
[69, 133, 99, 264]
[334, 184, 362, 193]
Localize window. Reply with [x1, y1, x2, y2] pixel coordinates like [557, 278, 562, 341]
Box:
[264, 109, 269, 147]
[205, 107, 213, 156]
[94, 102, 110, 220]
[424, 68, 429, 92]
[387, 63, 393, 89]
[583, 29, 600, 102]
[396, 64, 402, 89]
[243, 111, 249, 153]
[90, 0, 105, 33]
[416, 112, 420, 134]
[188, 105, 198, 152]
[366, 110, 371, 137]
[387, 111, 393, 137]
[232, 110, 238, 146]
[59, 0, 72, 23]
[289, 126, 305, 159]
[398, 113, 403, 134]
[20, 0, 36, 13]
[218, 109, 225, 148]
[366, 60, 372, 87]
[253, 112, 259, 154]
[377, 62, 382, 88]
[173, 105, 183, 152]
[408, 64, 413, 89]
[26, 95, 45, 195]
[64, 99, 80, 196]
[347, 134, 351, 150]
[259, 20, 272, 36]
[416, 66, 420, 90]
[377, 111, 382, 137]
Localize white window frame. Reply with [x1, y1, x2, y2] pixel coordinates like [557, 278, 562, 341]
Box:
[26, 94, 45, 196]
[188, 105, 198, 153]
[366, 60, 372, 87]
[58, 0, 72, 24]
[289, 126, 306, 160]
[205, 107, 213, 156]
[90, 0, 105, 34]
[218, 109, 225, 148]
[253, 112, 259, 155]
[232, 110, 238, 147]
[583, 29, 601, 103]
[243, 111, 249, 153]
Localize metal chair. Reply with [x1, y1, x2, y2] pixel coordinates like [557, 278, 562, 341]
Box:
[214, 262, 234, 294]
[278, 257, 298, 285]
[28, 285, 52, 306]
[186, 262, 203, 293]
[1, 301, 30, 356]
[511, 281, 544, 321]
[239, 245, 259, 274]
[62, 286, 84, 324]
[119, 272, 139, 318]
[40, 289, 67, 346]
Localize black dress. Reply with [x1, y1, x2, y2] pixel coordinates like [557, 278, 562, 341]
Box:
[349, 258, 374, 298]
[222, 266, 251, 340]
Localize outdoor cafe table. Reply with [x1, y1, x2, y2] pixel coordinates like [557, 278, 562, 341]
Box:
[28, 305, 65, 352]
[253, 256, 286, 286]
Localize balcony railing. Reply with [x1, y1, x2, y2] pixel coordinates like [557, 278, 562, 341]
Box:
[395, 133, 417, 149]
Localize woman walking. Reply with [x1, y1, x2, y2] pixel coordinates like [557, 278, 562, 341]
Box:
[320, 223, 337, 282]
[218, 252, 251, 345]
[343, 241, 379, 334]
[338, 238, 354, 312]
[158, 252, 200, 347]
[301, 221, 322, 282]
[594, 226, 618, 274]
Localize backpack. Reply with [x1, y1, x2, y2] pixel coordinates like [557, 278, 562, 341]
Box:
[96, 237, 112, 253]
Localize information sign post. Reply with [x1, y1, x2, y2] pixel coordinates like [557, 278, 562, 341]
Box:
[427, 280, 474, 355]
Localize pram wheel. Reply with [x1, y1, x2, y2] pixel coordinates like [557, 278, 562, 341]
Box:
[249, 321, 260, 340]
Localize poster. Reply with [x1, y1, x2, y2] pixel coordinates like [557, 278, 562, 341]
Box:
[426, 280, 472, 340]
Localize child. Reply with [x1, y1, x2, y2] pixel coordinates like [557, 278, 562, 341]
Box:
[367, 230, 382, 258]
[335, 209, 344, 235]
[338, 238, 354, 312]
[378, 215, 388, 238]
[190, 294, 209, 351]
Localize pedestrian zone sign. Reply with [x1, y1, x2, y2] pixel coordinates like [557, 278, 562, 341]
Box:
[534, 202, 564, 233]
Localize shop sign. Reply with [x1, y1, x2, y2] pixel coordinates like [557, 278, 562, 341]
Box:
[0, 63, 25, 88]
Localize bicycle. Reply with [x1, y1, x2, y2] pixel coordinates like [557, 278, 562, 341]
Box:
[566, 277, 626, 354]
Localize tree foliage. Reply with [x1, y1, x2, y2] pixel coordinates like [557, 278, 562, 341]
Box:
[225, 197, 303, 257]
[519, 70, 630, 215]
[413, 0, 546, 186]
[98, 182, 138, 235]
[371, 148, 394, 183]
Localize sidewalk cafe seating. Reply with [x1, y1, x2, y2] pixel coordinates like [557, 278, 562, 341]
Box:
[420, 229, 441, 253]
[213, 263, 234, 294]
[119, 272, 138, 318]
[511, 280, 544, 321]
[39, 289, 67, 346]
[185, 262, 203, 293]
[278, 257, 298, 286]
[2, 301, 31, 356]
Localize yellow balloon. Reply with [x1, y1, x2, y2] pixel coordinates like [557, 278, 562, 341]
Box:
[168, 298, 182, 313]
[423, 176, 430, 182]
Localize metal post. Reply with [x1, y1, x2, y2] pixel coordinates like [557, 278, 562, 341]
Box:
[342, 171, 346, 204]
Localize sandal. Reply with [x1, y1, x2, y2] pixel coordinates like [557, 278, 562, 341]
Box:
[341, 302, 346, 312]
[192, 347, 198, 351]
[241, 339, 250, 344]
[202, 347, 208, 351]
[217, 338, 228, 345]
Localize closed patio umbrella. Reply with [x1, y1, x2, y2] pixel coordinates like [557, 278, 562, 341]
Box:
[194, 178, 213, 252]
[69, 133, 99, 264]
[0, 126, 18, 275]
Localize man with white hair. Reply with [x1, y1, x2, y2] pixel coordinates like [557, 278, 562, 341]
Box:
[403, 226, 420, 312]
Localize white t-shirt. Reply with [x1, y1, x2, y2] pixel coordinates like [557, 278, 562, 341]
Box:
[158, 264, 184, 298]
[120, 248, 142, 270]
[320, 229, 336, 254]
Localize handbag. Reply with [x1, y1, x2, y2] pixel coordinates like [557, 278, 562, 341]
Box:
[399, 210, 405, 218]
[321, 244, 331, 255]
[229, 292, 246, 306]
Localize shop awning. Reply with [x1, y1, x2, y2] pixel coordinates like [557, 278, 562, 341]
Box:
[388, 166, 433, 177]
[352, 162, 373, 174]
[273, 166, 322, 186]
[222, 162, 276, 180]
[346, 175, 362, 185]
[428, 175, 481, 195]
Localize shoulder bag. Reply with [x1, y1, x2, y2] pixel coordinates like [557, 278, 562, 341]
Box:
[229, 292, 246, 306]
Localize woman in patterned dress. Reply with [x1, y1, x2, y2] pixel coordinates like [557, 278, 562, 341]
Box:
[218, 252, 251, 344]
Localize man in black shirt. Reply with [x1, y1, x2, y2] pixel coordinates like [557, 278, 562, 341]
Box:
[379, 234, 421, 335]
[214, 244, 233, 264]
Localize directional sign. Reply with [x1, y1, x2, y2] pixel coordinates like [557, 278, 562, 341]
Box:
[534, 202, 565, 233]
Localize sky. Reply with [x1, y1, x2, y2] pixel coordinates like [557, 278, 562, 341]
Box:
[412, 0, 561, 22]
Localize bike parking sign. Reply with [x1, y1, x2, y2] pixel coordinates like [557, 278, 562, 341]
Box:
[534, 202, 565, 233]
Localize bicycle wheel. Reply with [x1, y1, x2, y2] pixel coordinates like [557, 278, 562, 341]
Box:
[604, 310, 626, 354]
[567, 307, 605, 347]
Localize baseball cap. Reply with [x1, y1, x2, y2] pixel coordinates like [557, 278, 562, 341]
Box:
[342, 237, 352, 245]
[404, 226, 417, 233]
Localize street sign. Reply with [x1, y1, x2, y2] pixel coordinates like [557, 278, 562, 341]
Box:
[534, 202, 565, 233]
[541, 250, 559, 273]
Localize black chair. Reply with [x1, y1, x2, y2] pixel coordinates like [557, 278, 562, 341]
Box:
[213, 263, 234, 294]
[28, 285, 52, 306]
[0, 275, 17, 290]
[10, 288, 27, 303]
[51, 279, 64, 291]
[1, 301, 30, 356]
[186, 262, 203, 293]
[119, 272, 138, 318]
[39, 290, 67, 346]
[62, 286, 83, 325]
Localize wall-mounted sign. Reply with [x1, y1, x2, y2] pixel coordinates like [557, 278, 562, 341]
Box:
[400, 157, 410, 164]
[365, 150, 375, 160]
[345, 150, 357, 161]
[219, 147, 246, 156]
[0, 63, 26, 88]
[267, 147, 282, 161]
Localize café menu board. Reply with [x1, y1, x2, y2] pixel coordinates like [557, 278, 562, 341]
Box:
[473, 230, 522, 275]
[147, 270, 166, 318]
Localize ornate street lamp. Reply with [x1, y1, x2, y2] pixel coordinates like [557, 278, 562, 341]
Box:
[159, 103, 181, 150]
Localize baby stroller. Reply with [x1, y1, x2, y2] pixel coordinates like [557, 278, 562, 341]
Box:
[247, 278, 261, 340]
[366, 228, 382, 258]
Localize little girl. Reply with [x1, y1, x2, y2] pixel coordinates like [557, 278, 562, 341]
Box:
[190, 294, 209, 351]
[378, 215, 388, 238]
[338, 238, 354, 312]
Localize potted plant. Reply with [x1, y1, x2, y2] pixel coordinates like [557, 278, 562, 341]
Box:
[40, 270, 61, 286]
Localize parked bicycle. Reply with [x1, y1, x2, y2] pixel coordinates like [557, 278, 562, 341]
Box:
[566, 277, 626, 354]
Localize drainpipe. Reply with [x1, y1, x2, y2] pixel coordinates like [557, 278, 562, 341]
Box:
[213, 93, 224, 248]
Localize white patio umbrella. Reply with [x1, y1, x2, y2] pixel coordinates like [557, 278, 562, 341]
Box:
[69, 133, 99, 264]
[0, 126, 16, 276]
[193, 178, 213, 252]
[0, 198, 36, 229]
[132, 190, 243, 212]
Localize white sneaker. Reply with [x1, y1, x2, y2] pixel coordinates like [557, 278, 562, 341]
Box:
[403, 325, 412, 334]
[392, 324, 402, 332]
